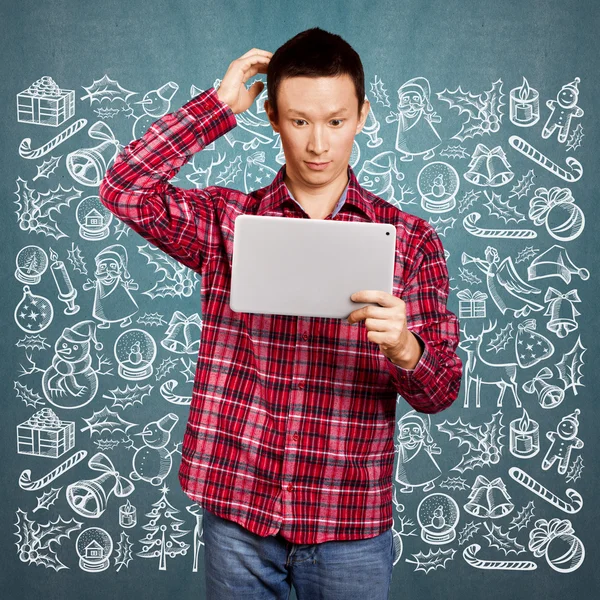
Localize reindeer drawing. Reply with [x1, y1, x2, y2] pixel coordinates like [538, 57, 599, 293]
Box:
[188, 152, 227, 188]
[458, 320, 521, 409]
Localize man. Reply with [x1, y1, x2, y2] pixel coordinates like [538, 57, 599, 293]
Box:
[99, 27, 462, 600]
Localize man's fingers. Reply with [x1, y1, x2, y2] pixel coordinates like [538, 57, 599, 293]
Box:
[239, 56, 271, 83]
[241, 61, 269, 83]
[240, 48, 273, 58]
[247, 80, 264, 101]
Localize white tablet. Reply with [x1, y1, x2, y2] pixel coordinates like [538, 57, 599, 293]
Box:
[230, 215, 396, 319]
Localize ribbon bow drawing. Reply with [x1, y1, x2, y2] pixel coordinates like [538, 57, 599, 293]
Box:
[529, 518, 575, 557]
[66, 451, 134, 518]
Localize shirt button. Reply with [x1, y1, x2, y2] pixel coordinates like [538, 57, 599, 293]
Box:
[298, 382, 304, 390]
[287, 484, 294, 492]
[302, 332, 308, 341]
[292, 432, 299, 442]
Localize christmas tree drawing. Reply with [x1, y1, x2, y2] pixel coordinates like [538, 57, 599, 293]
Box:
[137, 484, 190, 570]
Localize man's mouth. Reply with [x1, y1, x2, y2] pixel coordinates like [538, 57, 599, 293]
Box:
[305, 161, 331, 170]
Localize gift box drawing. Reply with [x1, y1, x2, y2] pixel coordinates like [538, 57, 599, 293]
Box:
[457, 289, 488, 319]
[17, 407, 75, 458]
[17, 76, 75, 127]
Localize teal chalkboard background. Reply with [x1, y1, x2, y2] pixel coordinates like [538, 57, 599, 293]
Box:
[1, 1, 599, 598]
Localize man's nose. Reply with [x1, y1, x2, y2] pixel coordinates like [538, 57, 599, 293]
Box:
[307, 127, 328, 154]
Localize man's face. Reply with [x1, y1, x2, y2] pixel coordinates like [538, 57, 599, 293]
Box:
[264, 74, 370, 187]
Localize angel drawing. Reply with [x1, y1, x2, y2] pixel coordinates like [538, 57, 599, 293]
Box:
[462, 246, 544, 318]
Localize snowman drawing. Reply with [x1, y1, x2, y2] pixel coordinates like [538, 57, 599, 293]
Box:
[20, 320, 113, 409]
[129, 414, 182, 486]
[132, 82, 179, 140]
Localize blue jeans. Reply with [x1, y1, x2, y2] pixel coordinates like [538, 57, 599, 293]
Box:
[203, 508, 395, 600]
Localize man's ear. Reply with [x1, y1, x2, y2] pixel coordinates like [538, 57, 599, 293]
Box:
[263, 100, 280, 133]
[355, 98, 371, 135]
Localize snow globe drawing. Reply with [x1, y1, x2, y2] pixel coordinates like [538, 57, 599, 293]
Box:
[417, 492, 460, 544]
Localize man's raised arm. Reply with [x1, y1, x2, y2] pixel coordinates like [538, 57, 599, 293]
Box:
[98, 87, 237, 273]
[98, 48, 272, 273]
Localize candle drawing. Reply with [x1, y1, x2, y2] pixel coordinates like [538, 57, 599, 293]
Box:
[49, 247, 80, 315]
[509, 77, 540, 127]
[509, 408, 540, 458]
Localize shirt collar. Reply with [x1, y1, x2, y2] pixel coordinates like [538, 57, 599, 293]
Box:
[256, 163, 376, 222]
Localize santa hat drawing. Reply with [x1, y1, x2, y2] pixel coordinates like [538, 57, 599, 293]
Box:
[95, 244, 132, 280]
[397, 77, 434, 112]
[398, 411, 434, 444]
[60, 320, 103, 351]
[360, 151, 405, 182]
[528, 245, 589, 284]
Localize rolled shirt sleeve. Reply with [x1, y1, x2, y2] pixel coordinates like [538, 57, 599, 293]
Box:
[386, 225, 463, 413]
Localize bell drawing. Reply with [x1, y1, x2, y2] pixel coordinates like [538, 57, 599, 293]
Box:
[464, 144, 514, 187]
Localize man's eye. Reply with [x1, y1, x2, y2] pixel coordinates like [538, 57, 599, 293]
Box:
[330, 119, 344, 126]
[292, 119, 306, 126]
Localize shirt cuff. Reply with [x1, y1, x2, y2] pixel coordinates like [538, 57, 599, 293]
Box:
[180, 86, 237, 145]
[385, 330, 437, 390]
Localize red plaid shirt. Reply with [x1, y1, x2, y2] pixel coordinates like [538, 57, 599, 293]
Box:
[99, 86, 462, 544]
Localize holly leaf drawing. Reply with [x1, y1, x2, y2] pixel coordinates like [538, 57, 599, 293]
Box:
[437, 85, 486, 116]
[36, 514, 83, 548]
[566, 455, 584, 483]
[14, 380, 45, 408]
[405, 548, 456, 573]
[369, 75, 391, 107]
[14, 177, 82, 239]
[438, 411, 504, 473]
[138, 244, 180, 277]
[80, 406, 137, 436]
[155, 356, 179, 381]
[95, 438, 122, 451]
[428, 216, 456, 238]
[66, 242, 88, 275]
[483, 191, 526, 224]
[102, 383, 153, 410]
[216, 155, 243, 186]
[115, 531, 134, 572]
[436, 417, 483, 450]
[457, 266, 482, 285]
[32, 487, 62, 513]
[555, 335, 586, 396]
[509, 500, 536, 531]
[458, 521, 481, 545]
[566, 123, 584, 152]
[137, 312, 167, 327]
[439, 145, 469, 159]
[455, 452, 487, 472]
[138, 244, 196, 299]
[486, 321, 514, 353]
[484, 79, 505, 120]
[80, 74, 137, 104]
[509, 169, 536, 199]
[483, 522, 526, 555]
[14, 509, 83, 571]
[437, 80, 504, 141]
[32, 155, 61, 182]
[458, 119, 488, 141]
[481, 410, 505, 450]
[439, 476, 469, 491]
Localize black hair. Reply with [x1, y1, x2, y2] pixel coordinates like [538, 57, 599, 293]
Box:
[266, 27, 365, 120]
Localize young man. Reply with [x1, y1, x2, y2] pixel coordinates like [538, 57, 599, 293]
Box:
[100, 27, 462, 600]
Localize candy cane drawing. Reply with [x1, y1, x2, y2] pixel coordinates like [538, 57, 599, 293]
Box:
[463, 212, 537, 238]
[18, 449, 88, 491]
[18, 118, 88, 159]
[508, 135, 583, 182]
[508, 466, 583, 514]
[463, 544, 537, 570]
